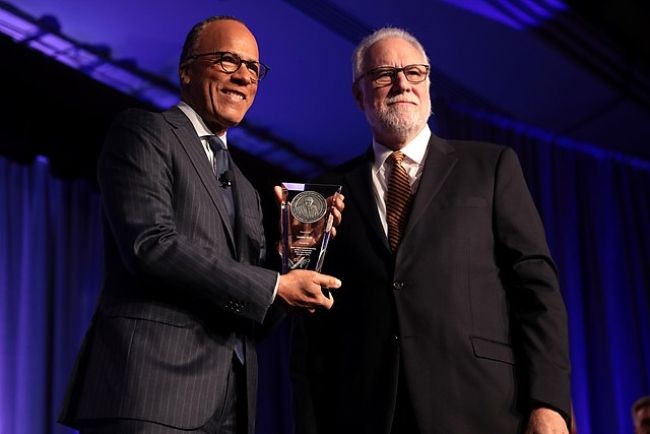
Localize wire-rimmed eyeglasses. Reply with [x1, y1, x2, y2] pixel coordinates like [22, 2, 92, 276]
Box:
[355, 64, 430, 86]
[184, 51, 270, 82]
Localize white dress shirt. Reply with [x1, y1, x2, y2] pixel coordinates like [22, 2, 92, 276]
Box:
[177, 101, 228, 166]
[371, 125, 431, 235]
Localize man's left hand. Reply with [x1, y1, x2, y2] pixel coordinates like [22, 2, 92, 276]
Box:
[525, 407, 569, 434]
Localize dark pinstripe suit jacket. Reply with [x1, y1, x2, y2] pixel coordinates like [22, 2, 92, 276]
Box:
[59, 107, 279, 433]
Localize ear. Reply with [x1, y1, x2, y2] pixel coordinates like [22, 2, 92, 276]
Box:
[352, 82, 364, 111]
[179, 65, 191, 86]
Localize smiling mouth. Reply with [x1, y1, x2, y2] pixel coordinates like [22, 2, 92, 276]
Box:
[221, 89, 246, 101]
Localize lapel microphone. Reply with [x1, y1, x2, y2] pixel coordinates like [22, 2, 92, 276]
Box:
[219, 170, 233, 188]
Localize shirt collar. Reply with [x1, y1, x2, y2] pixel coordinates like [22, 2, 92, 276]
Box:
[177, 101, 228, 147]
[372, 124, 431, 171]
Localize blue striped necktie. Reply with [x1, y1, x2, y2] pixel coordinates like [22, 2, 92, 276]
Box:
[206, 135, 235, 225]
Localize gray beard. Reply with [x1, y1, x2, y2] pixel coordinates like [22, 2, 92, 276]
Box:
[369, 105, 430, 141]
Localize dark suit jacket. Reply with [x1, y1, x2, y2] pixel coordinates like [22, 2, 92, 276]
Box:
[59, 107, 280, 433]
[292, 135, 571, 434]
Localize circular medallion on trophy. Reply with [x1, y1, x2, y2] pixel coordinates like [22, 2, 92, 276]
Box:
[291, 191, 328, 224]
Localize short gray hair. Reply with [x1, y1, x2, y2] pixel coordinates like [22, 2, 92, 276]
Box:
[351, 27, 429, 82]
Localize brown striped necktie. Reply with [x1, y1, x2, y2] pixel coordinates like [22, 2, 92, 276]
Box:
[386, 151, 413, 253]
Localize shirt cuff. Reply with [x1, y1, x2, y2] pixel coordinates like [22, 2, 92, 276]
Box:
[271, 272, 280, 302]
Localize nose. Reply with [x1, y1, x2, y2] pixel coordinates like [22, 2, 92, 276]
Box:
[392, 70, 411, 91]
[230, 64, 256, 85]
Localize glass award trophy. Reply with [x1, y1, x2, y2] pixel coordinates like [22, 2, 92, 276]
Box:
[280, 182, 342, 273]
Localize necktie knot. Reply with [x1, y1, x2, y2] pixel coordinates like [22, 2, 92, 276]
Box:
[206, 135, 227, 153]
[389, 150, 405, 166]
[205, 135, 231, 183]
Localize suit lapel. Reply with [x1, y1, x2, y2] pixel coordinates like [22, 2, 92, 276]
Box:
[162, 107, 237, 251]
[345, 150, 391, 252]
[403, 135, 457, 240]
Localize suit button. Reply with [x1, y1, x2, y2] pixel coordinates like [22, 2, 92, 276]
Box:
[392, 281, 404, 291]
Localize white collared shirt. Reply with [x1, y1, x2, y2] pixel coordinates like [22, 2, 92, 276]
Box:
[371, 125, 431, 235]
[177, 101, 228, 167]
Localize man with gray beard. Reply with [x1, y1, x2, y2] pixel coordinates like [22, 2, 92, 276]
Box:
[291, 27, 571, 434]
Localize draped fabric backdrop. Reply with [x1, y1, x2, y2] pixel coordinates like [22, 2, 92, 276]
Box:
[1, 104, 649, 434]
[0, 156, 102, 434]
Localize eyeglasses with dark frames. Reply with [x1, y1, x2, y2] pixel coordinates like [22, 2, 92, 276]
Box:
[184, 51, 270, 82]
[355, 64, 430, 86]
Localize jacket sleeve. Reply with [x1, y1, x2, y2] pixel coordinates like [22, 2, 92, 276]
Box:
[493, 146, 572, 421]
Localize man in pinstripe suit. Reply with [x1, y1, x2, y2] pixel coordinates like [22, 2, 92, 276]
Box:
[59, 16, 341, 434]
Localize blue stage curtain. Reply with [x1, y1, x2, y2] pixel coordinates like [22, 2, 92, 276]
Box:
[0, 155, 102, 434]
[438, 102, 650, 434]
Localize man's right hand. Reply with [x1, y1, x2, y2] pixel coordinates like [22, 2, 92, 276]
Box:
[277, 270, 341, 313]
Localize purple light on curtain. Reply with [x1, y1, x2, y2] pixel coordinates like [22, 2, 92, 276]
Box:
[440, 0, 524, 29]
[0, 155, 103, 434]
[539, 0, 567, 10]
[519, 0, 553, 18]
[441, 0, 567, 29]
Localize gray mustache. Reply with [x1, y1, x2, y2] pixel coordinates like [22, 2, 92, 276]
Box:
[386, 98, 417, 104]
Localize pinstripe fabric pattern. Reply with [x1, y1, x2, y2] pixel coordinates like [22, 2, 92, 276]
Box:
[58, 107, 278, 434]
[385, 151, 413, 252]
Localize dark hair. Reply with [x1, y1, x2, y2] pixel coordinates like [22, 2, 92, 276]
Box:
[179, 16, 247, 69]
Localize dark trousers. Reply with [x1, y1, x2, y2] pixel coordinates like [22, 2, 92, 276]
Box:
[80, 360, 246, 434]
